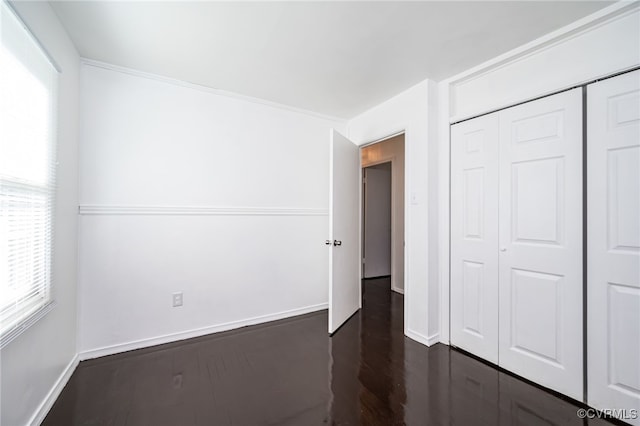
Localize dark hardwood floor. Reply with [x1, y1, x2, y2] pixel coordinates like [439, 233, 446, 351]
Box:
[43, 278, 617, 426]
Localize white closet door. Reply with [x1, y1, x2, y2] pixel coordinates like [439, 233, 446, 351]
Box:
[498, 88, 583, 400]
[451, 113, 500, 364]
[587, 70, 640, 425]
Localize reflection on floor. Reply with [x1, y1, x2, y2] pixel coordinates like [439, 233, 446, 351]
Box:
[43, 277, 617, 425]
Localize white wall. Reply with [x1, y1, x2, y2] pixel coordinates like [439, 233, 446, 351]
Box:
[0, 2, 80, 425]
[361, 135, 404, 292]
[348, 79, 440, 346]
[426, 80, 440, 340]
[77, 63, 346, 357]
[437, 1, 640, 344]
[449, 3, 640, 121]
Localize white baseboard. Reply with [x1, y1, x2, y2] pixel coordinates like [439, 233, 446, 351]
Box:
[80, 303, 328, 361]
[391, 286, 404, 295]
[28, 354, 79, 426]
[406, 328, 440, 347]
[426, 333, 440, 346]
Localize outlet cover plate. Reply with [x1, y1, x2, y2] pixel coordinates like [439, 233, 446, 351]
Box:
[172, 292, 183, 307]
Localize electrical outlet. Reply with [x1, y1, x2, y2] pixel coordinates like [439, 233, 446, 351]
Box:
[172, 292, 183, 307]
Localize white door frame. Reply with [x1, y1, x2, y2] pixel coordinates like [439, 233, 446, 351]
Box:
[359, 130, 408, 327]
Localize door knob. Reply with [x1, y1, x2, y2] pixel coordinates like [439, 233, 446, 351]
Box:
[500, 247, 507, 252]
[325, 240, 332, 245]
[333, 240, 342, 246]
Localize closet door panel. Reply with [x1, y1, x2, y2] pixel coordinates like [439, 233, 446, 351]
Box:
[450, 113, 500, 363]
[498, 88, 583, 400]
[588, 70, 640, 425]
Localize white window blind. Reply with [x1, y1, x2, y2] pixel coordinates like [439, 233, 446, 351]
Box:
[0, 0, 58, 347]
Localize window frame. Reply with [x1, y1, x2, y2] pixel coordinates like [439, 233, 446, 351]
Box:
[0, 0, 60, 348]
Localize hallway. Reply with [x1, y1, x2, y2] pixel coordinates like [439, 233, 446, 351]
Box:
[43, 278, 616, 425]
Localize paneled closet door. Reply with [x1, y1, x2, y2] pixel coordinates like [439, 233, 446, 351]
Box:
[498, 88, 583, 401]
[587, 70, 640, 425]
[450, 113, 500, 364]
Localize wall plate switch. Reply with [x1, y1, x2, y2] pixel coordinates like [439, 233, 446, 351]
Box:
[172, 292, 183, 307]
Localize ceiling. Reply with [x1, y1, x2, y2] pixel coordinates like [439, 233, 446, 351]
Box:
[50, 1, 612, 119]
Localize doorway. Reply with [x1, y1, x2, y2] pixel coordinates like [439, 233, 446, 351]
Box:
[363, 162, 392, 279]
[360, 134, 405, 296]
[327, 129, 405, 335]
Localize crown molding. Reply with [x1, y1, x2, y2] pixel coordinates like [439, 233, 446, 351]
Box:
[80, 58, 347, 124]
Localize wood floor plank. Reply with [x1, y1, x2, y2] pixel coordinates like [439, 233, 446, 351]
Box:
[42, 278, 617, 426]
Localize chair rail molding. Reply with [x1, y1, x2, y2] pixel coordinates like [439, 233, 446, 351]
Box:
[78, 205, 329, 216]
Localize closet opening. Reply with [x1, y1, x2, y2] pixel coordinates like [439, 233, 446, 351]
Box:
[447, 67, 640, 411]
[360, 134, 405, 323]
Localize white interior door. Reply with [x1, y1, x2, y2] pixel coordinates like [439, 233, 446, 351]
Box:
[587, 70, 640, 424]
[498, 88, 583, 400]
[329, 129, 361, 334]
[363, 165, 391, 278]
[450, 113, 500, 364]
